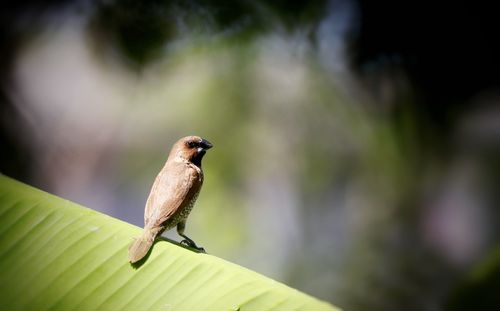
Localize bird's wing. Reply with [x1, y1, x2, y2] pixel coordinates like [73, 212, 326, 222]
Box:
[144, 161, 201, 228]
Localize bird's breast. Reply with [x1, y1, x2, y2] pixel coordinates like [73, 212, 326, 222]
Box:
[180, 189, 200, 220]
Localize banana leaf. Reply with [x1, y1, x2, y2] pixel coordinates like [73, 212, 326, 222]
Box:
[0, 175, 339, 310]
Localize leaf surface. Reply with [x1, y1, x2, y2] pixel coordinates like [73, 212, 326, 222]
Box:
[0, 175, 339, 311]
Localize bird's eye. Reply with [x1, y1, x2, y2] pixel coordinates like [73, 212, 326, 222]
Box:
[187, 141, 196, 148]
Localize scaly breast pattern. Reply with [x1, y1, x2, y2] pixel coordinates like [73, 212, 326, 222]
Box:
[163, 167, 203, 230]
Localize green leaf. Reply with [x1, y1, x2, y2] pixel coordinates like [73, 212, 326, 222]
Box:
[0, 175, 339, 311]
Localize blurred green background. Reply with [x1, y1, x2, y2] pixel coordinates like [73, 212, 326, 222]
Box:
[1, 1, 500, 310]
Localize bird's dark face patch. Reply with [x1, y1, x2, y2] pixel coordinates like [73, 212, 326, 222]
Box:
[182, 136, 213, 167]
[185, 138, 213, 150]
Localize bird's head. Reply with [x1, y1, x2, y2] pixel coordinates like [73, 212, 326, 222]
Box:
[170, 135, 213, 167]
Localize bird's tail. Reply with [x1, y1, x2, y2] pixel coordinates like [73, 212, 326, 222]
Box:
[128, 227, 160, 263]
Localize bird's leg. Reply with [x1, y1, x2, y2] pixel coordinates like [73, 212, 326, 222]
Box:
[177, 221, 205, 253]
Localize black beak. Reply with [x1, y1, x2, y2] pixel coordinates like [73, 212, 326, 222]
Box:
[200, 138, 213, 150]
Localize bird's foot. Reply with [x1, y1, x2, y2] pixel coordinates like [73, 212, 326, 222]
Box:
[180, 239, 206, 253]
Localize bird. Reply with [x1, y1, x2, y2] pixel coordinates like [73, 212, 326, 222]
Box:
[128, 135, 213, 263]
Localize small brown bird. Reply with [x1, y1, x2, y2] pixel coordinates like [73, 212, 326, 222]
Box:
[128, 135, 213, 263]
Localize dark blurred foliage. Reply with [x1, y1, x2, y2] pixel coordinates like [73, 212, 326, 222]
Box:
[352, 2, 500, 309]
[1, 1, 500, 310]
[447, 247, 500, 311]
[355, 0, 500, 133]
[90, 0, 329, 66]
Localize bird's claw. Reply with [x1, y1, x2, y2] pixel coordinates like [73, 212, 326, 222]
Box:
[196, 246, 206, 253]
[180, 239, 206, 253]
